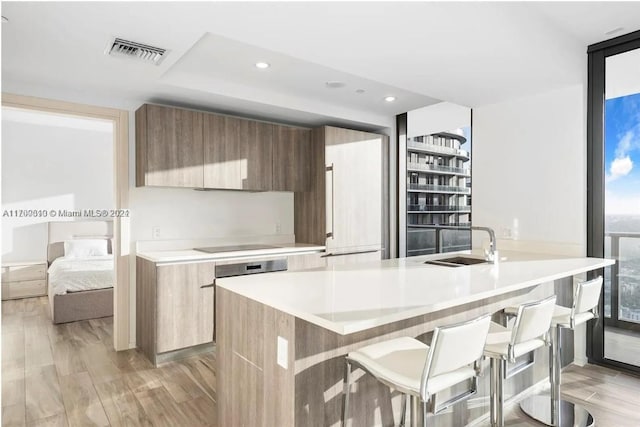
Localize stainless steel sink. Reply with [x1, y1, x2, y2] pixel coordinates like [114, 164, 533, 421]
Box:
[423, 256, 487, 267]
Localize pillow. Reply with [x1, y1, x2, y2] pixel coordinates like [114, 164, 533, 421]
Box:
[64, 239, 108, 258]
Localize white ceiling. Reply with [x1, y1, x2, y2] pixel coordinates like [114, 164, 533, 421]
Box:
[2, 2, 639, 128]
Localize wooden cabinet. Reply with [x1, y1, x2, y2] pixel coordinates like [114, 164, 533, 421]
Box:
[136, 104, 204, 188]
[324, 127, 383, 253]
[286, 253, 326, 271]
[294, 126, 386, 254]
[136, 257, 215, 365]
[272, 126, 311, 192]
[1, 261, 47, 300]
[203, 115, 273, 191]
[136, 103, 311, 191]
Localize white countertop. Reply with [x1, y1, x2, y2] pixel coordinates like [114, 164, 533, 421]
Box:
[216, 250, 614, 335]
[136, 243, 326, 263]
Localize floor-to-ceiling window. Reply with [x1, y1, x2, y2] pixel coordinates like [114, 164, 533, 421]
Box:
[588, 30, 640, 372]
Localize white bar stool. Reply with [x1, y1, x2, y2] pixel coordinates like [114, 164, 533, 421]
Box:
[483, 295, 557, 427]
[340, 314, 492, 427]
[514, 276, 603, 427]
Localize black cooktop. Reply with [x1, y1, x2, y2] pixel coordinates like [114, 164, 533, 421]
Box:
[194, 244, 280, 254]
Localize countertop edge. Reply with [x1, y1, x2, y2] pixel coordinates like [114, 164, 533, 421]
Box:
[136, 244, 326, 264]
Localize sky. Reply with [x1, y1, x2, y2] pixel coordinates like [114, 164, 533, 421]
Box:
[605, 92, 640, 216]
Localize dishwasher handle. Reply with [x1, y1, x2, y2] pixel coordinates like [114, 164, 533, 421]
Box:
[215, 259, 288, 278]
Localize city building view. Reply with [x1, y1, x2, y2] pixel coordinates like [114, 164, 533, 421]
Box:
[406, 128, 471, 256]
[604, 90, 640, 327]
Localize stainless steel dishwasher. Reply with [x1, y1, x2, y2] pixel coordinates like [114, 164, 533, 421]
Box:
[215, 258, 288, 279]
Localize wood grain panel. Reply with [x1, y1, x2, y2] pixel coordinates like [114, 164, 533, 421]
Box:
[2, 264, 46, 282]
[216, 288, 295, 427]
[324, 126, 382, 253]
[262, 301, 295, 427]
[143, 105, 204, 188]
[273, 125, 311, 192]
[294, 127, 326, 245]
[24, 365, 65, 422]
[58, 372, 110, 426]
[381, 134, 390, 259]
[2, 280, 47, 300]
[155, 261, 215, 354]
[203, 114, 239, 189]
[286, 253, 327, 271]
[242, 120, 273, 191]
[204, 115, 273, 191]
[2, 404, 26, 426]
[135, 104, 147, 187]
[93, 378, 153, 427]
[136, 257, 157, 365]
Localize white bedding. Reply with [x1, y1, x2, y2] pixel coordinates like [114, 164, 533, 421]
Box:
[48, 255, 114, 295]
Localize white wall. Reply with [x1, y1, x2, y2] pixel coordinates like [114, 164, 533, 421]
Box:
[472, 84, 586, 255]
[130, 186, 293, 241]
[1, 110, 114, 262]
[407, 102, 471, 138]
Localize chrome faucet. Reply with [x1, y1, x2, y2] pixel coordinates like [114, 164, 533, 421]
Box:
[471, 226, 497, 263]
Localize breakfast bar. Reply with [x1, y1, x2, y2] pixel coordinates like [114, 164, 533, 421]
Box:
[216, 251, 613, 427]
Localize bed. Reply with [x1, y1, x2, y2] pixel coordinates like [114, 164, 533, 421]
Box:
[47, 221, 114, 324]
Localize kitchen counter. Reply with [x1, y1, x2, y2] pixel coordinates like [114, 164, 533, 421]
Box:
[216, 250, 614, 335]
[136, 242, 325, 264]
[216, 250, 613, 426]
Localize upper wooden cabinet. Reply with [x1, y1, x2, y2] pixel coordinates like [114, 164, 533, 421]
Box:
[272, 125, 311, 192]
[204, 115, 273, 191]
[136, 104, 204, 188]
[136, 103, 311, 191]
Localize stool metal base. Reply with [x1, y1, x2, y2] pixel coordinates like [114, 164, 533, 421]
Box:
[520, 395, 594, 427]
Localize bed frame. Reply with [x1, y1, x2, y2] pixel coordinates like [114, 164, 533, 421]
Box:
[47, 220, 114, 324]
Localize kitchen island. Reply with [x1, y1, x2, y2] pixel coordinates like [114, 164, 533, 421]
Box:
[216, 251, 613, 427]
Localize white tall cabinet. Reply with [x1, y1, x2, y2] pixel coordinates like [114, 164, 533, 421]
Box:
[295, 126, 386, 264]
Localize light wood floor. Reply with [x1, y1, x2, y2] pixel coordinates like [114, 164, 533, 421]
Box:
[2, 297, 216, 426]
[3, 296, 640, 427]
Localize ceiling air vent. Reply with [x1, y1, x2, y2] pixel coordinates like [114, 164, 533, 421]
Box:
[106, 37, 167, 65]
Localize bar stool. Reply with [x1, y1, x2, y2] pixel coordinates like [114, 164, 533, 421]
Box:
[514, 276, 603, 427]
[483, 295, 557, 427]
[341, 314, 492, 427]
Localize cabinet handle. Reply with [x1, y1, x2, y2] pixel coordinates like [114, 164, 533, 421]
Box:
[321, 249, 381, 258]
[326, 164, 335, 239]
[201, 279, 215, 289]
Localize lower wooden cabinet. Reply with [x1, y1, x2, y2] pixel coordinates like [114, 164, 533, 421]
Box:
[136, 257, 215, 365]
[286, 253, 326, 271]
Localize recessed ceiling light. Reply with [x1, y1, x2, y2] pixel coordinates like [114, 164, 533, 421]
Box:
[255, 62, 270, 69]
[384, 96, 396, 102]
[355, 89, 365, 94]
[326, 81, 346, 89]
[1, 16, 8, 23]
[605, 27, 624, 36]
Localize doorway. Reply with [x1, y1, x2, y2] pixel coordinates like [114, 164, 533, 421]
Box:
[2, 94, 131, 351]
